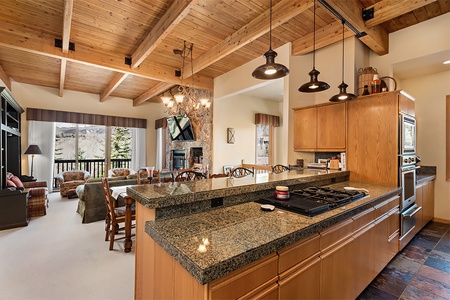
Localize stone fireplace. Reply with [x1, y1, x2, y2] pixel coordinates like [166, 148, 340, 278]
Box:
[165, 109, 213, 171]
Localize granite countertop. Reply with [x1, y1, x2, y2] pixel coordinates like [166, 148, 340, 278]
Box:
[145, 181, 401, 285]
[416, 165, 436, 186]
[127, 169, 349, 209]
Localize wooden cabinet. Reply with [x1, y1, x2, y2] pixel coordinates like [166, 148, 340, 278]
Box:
[399, 93, 415, 116]
[0, 87, 24, 189]
[415, 179, 435, 234]
[0, 189, 29, 230]
[293, 102, 346, 152]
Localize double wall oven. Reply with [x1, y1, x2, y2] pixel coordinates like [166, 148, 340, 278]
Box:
[399, 113, 421, 237]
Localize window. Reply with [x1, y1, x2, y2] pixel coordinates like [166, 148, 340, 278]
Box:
[256, 124, 271, 165]
[54, 123, 131, 178]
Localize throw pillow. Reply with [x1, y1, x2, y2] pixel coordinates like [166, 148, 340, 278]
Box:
[11, 176, 24, 188]
[6, 179, 16, 187]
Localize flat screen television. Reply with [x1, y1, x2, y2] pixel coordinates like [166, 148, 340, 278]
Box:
[167, 114, 195, 141]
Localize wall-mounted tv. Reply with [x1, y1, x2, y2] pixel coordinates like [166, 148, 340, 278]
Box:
[167, 114, 195, 141]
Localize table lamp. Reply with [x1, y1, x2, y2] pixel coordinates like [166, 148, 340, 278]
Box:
[24, 144, 42, 178]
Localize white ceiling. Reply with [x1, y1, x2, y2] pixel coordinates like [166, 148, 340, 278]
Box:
[393, 50, 450, 80]
[240, 79, 284, 102]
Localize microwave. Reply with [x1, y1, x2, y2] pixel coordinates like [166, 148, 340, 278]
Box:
[399, 114, 416, 155]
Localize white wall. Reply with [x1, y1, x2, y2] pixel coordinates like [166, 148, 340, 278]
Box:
[212, 94, 282, 174]
[8, 82, 165, 174]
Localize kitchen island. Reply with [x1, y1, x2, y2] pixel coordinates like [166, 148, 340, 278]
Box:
[127, 169, 401, 299]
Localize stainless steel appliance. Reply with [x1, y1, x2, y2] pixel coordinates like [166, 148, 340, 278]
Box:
[257, 187, 367, 217]
[398, 113, 421, 237]
[399, 114, 416, 154]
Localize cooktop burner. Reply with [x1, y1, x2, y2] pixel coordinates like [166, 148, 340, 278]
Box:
[256, 187, 367, 217]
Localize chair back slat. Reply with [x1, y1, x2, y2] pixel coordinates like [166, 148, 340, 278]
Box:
[272, 164, 290, 173]
[229, 167, 254, 178]
[174, 171, 207, 181]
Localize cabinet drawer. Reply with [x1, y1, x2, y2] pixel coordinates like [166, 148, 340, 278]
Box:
[278, 234, 320, 273]
[320, 219, 353, 251]
[353, 208, 375, 232]
[374, 196, 400, 218]
[210, 253, 278, 299]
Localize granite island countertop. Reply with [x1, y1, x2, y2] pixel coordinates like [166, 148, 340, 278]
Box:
[126, 169, 350, 220]
[144, 181, 401, 285]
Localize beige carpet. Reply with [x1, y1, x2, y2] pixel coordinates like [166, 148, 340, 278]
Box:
[0, 192, 135, 300]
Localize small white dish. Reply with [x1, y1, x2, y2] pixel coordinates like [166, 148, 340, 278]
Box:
[261, 204, 275, 211]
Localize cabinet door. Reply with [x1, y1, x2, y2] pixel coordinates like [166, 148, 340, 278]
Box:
[293, 108, 317, 151]
[414, 185, 424, 233]
[399, 94, 415, 116]
[422, 180, 435, 225]
[353, 223, 377, 296]
[279, 256, 321, 300]
[320, 238, 354, 299]
[317, 102, 346, 151]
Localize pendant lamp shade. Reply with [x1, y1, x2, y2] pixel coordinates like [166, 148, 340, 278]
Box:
[252, 0, 289, 80]
[329, 20, 356, 102]
[299, 0, 329, 92]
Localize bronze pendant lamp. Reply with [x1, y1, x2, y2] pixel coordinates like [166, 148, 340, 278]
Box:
[329, 20, 357, 102]
[252, 0, 290, 80]
[299, 0, 329, 92]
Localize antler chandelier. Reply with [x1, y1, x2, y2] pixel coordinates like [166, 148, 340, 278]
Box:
[161, 41, 212, 117]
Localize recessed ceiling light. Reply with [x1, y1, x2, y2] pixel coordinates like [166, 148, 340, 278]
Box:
[443, 60, 450, 65]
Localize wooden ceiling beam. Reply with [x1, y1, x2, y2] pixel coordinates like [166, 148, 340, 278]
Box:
[59, 59, 66, 97]
[131, 0, 197, 69]
[183, 0, 314, 78]
[62, 0, 73, 53]
[0, 21, 214, 90]
[133, 81, 174, 106]
[100, 73, 129, 102]
[324, 0, 390, 55]
[292, 20, 354, 55]
[364, 0, 437, 27]
[0, 64, 12, 91]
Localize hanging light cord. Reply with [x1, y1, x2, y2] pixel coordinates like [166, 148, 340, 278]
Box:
[341, 19, 345, 82]
[269, 0, 273, 50]
[312, 0, 316, 68]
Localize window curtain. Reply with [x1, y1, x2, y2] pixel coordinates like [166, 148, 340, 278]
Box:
[27, 121, 56, 192]
[131, 128, 146, 172]
[155, 128, 165, 170]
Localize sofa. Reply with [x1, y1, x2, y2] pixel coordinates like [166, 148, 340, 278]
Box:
[75, 176, 138, 223]
[56, 170, 90, 197]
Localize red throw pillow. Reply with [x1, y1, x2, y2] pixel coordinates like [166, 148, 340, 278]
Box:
[11, 176, 24, 188]
[6, 179, 16, 187]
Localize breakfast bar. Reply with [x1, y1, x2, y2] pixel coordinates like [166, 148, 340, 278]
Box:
[127, 170, 401, 299]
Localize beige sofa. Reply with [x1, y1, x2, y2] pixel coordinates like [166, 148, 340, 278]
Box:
[76, 176, 137, 223]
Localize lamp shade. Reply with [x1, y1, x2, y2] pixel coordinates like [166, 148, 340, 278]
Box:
[24, 144, 42, 155]
[252, 49, 290, 80]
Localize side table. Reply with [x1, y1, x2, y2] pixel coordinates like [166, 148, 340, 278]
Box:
[0, 188, 29, 230]
[19, 175, 37, 183]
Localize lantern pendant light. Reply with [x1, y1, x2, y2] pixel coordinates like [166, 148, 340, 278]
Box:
[299, 0, 329, 92]
[329, 20, 357, 102]
[252, 0, 290, 80]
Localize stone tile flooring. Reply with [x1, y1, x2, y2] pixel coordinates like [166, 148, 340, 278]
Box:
[357, 221, 450, 299]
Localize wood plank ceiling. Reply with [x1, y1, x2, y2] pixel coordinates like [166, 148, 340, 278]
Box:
[0, 0, 448, 106]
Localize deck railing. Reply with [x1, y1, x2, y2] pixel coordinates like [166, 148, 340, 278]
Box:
[53, 158, 131, 183]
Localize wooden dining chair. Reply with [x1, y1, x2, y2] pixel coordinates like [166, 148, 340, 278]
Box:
[229, 167, 254, 178]
[137, 168, 161, 184]
[174, 170, 207, 181]
[102, 178, 136, 251]
[272, 164, 290, 173]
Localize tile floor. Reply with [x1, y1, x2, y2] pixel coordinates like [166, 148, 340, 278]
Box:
[357, 221, 450, 300]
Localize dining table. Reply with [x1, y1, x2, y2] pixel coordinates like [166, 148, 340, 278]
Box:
[110, 186, 135, 253]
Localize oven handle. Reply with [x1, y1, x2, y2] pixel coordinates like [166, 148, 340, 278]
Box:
[401, 165, 420, 171]
[403, 205, 422, 218]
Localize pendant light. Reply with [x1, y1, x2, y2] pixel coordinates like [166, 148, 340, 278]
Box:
[329, 20, 356, 102]
[299, 0, 329, 92]
[252, 0, 290, 80]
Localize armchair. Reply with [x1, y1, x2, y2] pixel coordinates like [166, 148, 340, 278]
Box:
[56, 170, 90, 197]
[5, 172, 48, 217]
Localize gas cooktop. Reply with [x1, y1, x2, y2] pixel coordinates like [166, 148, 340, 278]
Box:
[256, 187, 367, 217]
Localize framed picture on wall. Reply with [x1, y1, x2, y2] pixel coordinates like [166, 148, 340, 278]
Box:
[227, 128, 235, 144]
[223, 165, 233, 175]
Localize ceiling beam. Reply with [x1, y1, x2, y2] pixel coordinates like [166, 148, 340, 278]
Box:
[62, 0, 74, 53]
[364, 0, 437, 27]
[59, 59, 66, 97]
[183, 0, 314, 78]
[100, 73, 129, 102]
[323, 0, 389, 55]
[292, 20, 354, 55]
[131, 0, 197, 69]
[0, 64, 12, 91]
[133, 81, 174, 106]
[0, 21, 214, 90]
